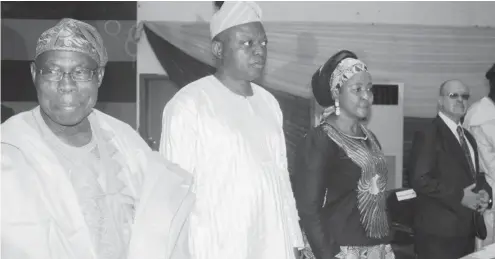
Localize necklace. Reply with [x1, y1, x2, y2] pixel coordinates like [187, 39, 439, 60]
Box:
[330, 123, 368, 141]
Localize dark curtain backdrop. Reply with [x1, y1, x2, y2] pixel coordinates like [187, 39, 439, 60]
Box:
[144, 25, 216, 88]
[143, 25, 312, 174]
[1, 2, 137, 103]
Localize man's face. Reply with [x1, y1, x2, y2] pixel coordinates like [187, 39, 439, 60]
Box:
[218, 22, 267, 81]
[31, 50, 104, 126]
[438, 80, 470, 121]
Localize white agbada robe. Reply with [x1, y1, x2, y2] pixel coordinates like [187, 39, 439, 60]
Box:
[464, 96, 495, 250]
[1, 106, 194, 259]
[160, 75, 304, 259]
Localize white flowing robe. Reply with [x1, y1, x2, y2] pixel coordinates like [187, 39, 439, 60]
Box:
[1, 107, 195, 259]
[159, 75, 304, 259]
[464, 96, 495, 249]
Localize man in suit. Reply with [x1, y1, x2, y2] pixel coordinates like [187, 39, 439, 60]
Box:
[409, 79, 492, 259]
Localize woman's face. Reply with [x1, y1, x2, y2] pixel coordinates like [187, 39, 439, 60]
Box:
[336, 71, 374, 120]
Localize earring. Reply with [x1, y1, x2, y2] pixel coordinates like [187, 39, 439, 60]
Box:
[335, 99, 340, 116]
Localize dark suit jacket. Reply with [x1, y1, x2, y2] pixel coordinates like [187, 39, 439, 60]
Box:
[408, 116, 490, 237]
[1, 105, 15, 123]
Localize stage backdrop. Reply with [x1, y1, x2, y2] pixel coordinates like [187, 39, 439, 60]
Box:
[141, 20, 495, 186]
[143, 21, 495, 118]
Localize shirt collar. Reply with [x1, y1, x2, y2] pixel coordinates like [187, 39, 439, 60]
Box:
[438, 111, 462, 135]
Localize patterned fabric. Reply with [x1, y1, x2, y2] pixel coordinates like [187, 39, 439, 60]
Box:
[335, 244, 395, 259]
[300, 232, 394, 259]
[300, 231, 316, 259]
[320, 58, 369, 122]
[322, 123, 389, 239]
[210, 1, 262, 40]
[457, 126, 476, 176]
[298, 123, 391, 259]
[35, 18, 108, 67]
[329, 58, 368, 93]
[33, 110, 135, 259]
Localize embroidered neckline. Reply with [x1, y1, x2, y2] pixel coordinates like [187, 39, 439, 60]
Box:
[321, 123, 390, 239]
[31, 109, 135, 258]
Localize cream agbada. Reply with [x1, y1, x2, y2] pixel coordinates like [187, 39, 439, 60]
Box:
[1, 18, 194, 259]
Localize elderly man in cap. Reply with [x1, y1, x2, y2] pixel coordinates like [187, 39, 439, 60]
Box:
[464, 64, 495, 250]
[1, 18, 194, 259]
[159, 2, 304, 259]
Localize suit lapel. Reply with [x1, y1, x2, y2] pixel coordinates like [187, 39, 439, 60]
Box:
[434, 116, 474, 179]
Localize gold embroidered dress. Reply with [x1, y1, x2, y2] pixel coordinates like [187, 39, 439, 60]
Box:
[293, 123, 395, 259]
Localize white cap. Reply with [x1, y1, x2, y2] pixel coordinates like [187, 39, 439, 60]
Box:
[210, 1, 262, 40]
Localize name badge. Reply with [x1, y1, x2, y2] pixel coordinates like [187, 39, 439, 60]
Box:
[396, 189, 417, 201]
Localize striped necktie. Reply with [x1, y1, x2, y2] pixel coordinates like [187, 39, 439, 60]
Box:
[457, 126, 476, 176]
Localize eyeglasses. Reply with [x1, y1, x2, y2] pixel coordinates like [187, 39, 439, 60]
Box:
[446, 92, 470, 101]
[37, 68, 97, 82]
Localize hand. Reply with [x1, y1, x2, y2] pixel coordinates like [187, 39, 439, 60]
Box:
[293, 248, 302, 259]
[461, 183, 479, 210]
[476, 190, 490, 213]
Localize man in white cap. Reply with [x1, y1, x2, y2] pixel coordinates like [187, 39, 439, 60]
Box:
[2, 18, 194, 259]
[160, 2, 304, 259]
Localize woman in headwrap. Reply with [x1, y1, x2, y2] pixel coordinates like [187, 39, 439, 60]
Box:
[463, 63, 495, 250]
[292, 50, 394, 259]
